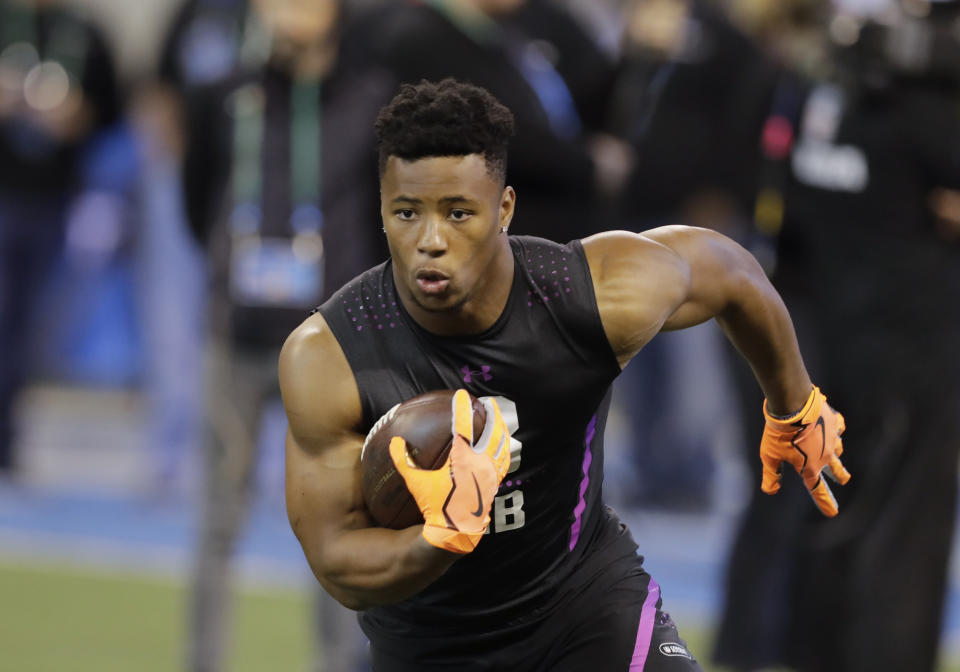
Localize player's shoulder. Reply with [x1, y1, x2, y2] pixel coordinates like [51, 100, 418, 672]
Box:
[580, 228, 696, 363]
[322, 261, 390, 307]
[279, 312, 363, 434]
[511, 234, 579, 252]
[280, 312, 346, 393]
[510, 234, 588, 275]
[580, 227, 689, 286]
[280, 262, 389, 434]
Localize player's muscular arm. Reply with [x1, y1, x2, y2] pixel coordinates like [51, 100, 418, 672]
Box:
[279, 314, 457, 611]
[584, 226, 811, 415]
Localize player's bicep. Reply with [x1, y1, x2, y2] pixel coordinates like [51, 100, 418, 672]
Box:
[584, 230, 691, 364]
[285, 428, 370, 554]
[643, 226, 759, 331]
[279, 313, 370, 569]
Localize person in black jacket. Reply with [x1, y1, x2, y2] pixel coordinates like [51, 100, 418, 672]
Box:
[600, 0, 786, 510]
[0, 0, 119, 476]
[180, 0, 393, 669]
[714, 4, 960, 670]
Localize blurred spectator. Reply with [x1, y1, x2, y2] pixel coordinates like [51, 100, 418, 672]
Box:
[157, 0, 250, 97]
[601, 0, 780, 510]
[552, 0, 625, 58]
[608, 0, 782, 234]
[365, 0, 633, 242]
[714, 2, 960, 670]
[129, 0, 250, 494]
[145, 0, 251, 164]
[931, 185, 960, 240]
[0, 0, 120, 476]
[179, 0, 392, 669]
[512, 0, 619, 134]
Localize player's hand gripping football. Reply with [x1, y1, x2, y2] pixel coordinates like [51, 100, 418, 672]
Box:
[388, 389, 511, 554]
[760, 386, 851, 517]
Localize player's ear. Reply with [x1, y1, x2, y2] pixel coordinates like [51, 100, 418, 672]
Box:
[499, 186, 515, 234]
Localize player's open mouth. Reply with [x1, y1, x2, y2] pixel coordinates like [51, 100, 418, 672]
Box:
[415, 269, 450, 295]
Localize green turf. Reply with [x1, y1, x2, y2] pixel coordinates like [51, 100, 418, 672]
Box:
[2, 558, 959, 672]
[0, 560, 312, 672]
[686, 629, 960, 672]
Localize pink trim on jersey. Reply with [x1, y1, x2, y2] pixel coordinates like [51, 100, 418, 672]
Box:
[568, 414, 597, 551]
[630, 578, 661, 670]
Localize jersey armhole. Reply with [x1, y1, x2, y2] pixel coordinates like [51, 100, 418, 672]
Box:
[569, 239, 623, 376]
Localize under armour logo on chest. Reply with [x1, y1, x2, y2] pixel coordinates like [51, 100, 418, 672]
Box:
[461, 365, 493, 383]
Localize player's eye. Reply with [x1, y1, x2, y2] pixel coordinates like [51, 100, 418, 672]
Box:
[394, 209, 416, 221]
[449, 209, 472, 222]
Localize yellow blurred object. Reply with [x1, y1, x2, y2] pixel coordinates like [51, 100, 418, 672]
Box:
[625, 0, 690, 56]
[754, 188, 784, 235]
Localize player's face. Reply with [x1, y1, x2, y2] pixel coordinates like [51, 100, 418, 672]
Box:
[381, 154, 516, 330]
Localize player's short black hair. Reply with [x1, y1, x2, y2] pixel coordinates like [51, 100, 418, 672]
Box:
[374, 78, 515, 183]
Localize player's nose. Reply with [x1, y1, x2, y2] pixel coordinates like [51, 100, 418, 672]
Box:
[417, 216, 448, 256]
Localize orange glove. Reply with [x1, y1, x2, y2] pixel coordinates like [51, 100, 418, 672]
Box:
[760, 386, 851, 517]
[389, 389, 511, 554]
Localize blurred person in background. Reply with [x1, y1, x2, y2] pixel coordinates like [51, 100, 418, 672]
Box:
[600, 0, 789, 510]
[130, 0, 249, 494]
[714, 1, 960, 669]
[511, 0, 620, 138]
[180, 0, 392, 669]
[157, 0, 250, 97]
[364, 0, 634, 243]
[0, 0, 119, 477]
[607, 0, 765, 234]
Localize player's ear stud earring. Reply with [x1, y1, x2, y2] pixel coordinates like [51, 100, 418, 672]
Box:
[500, 225, 508, 234]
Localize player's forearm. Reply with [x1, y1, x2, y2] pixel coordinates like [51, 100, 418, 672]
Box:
[302, 525, 457, 611]
[647, 227, 813, 413]
[716, 253, 812, 416]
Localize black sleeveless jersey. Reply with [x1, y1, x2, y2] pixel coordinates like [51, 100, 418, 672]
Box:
[319, 236, 639, 642]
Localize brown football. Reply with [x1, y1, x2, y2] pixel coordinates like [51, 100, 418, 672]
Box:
[361, 390, 486, 529]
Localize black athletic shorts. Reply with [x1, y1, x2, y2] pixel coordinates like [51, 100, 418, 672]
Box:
[366, 564, 703, 671]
